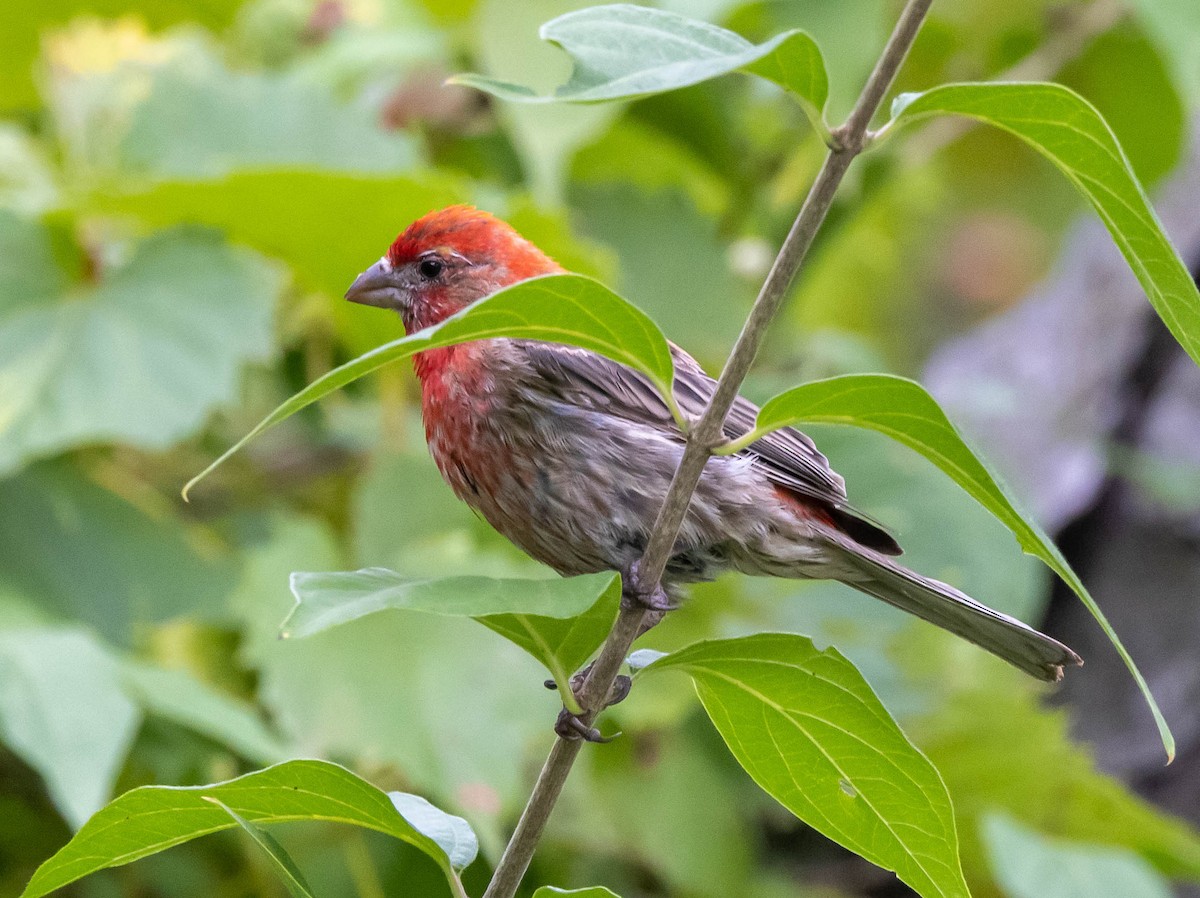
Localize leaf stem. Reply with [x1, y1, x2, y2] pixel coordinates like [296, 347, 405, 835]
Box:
[711, 427, 766, 456]
[481, 2, 935, 896]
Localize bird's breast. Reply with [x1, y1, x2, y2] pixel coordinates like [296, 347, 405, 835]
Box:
[415, 344, 528, 506]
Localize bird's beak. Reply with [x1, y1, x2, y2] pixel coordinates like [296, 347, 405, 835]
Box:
[345, 260, 398, 309]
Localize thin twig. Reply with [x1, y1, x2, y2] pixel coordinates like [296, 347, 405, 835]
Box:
[481, 2, 935, 896]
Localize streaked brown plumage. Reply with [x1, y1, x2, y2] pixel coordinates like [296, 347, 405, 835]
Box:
[345, 206, 1082, 682]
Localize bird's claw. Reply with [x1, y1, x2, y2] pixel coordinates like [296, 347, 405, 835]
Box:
[546, 665, 633, 743]
[555, 708, 619, 743]
[620, 560, 678, 612]
[606, 674, 633, 707]
[544, 670, 632, 709]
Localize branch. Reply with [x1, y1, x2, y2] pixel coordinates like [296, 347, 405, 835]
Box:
[482, 2, 936, 895]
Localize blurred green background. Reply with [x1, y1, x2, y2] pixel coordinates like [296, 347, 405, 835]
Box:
[3, 0, 1200, 896]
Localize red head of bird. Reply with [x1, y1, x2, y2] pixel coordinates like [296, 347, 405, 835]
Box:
[344, 205, 562, 334]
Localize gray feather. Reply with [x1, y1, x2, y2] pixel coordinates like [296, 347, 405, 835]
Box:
[818, 524, 1081, 681]
[519, 340, 900, 553]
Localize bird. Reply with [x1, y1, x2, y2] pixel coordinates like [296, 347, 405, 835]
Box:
[345, 205, 1082, 683]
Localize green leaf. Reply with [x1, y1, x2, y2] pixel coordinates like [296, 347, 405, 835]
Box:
[21, 759, 474, 898]
[285, 569, 620, 712]
[0, 125, 60, 215]
[203, 798, 316, 898]
[1128, 0, 1200, 102]
[915, 676, 1200, 884]
[92, 170, 467, 354]
[120, 662, 290, 767]
[0, 628, 141, 831]
[183, 273, 676, 498]
[570, 182, 754, 365]
[641, 633, 970, 898]
[889, 82, 1200, 383]
[0, 0, 242, 112]
[389, 791, 479, 872]
[533, 888, 622, 897]
[469, 0, 619, 204]
[0, 461, 235, 644]
[451, 4, 828, 123]
[982, 811, 1174, 898]
[730, 373, 1171, 759]
[1057, 24, 1185, 188]
[230, 517, 552, 814]
[282, 570, 617, 638]
[115, 49, 418, 180]
[50, 35, 415, 182]
[579, 714, 755, 895]
[0, 216, 281, 476]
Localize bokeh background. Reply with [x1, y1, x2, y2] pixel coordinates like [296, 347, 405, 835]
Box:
[3, 0, 1200, 896]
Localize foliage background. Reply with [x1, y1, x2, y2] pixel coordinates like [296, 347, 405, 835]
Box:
[2, 0, 1200, 896]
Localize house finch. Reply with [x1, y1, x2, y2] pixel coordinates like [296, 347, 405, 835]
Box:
[346, 205, 1081, 682]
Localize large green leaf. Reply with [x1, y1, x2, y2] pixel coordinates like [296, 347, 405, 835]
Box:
[120, 663, 291, 767]
[641, 634, 969, 898]
[21, 760, 476, 898]
[0, 215, 281, 476]
[723, 373, 1171, 759]
[184, 273, 677, 498]
[285, 569, 620, 712]
[452, 4, 828, 124]
[1129, 0, 1200, 102]
[1057, 25, 1185, 188]
[204, 798, 316, 898]
[570, 181, 753, 366]
[0, 627, 140, 831]
[0, 462, 235, 644]
[229, 516, 556, 815]
[115, 50, 418, 179]
[577, 712, 755, 895]
[92, 170, 468, 354]
[469, 0, 618, 204]
[889, 82, 1200, 380]
[982, 812, 1174, 898]
[50, 36, 415, 182]
[915, 676, 1200, 884]
[0, 0, 242, 112]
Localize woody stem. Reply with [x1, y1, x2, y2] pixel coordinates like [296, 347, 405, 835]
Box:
[481, 2, 935, 896]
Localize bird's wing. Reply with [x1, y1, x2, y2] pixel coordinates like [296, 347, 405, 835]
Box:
[518, 340, 847, 506]
[519, 341, 902, 554]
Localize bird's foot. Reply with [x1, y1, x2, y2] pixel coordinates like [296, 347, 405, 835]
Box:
[545, 666, 632, 743]
[544, 560, 670, 744]
[544, 669, 632, 709]
[620, 560, 678, 612]
[554, 708, 619, 743]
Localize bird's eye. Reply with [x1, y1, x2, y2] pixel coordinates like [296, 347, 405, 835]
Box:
[418, 257, 444, 280]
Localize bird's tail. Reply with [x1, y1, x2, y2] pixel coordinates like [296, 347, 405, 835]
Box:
[822, 528, 1082, 682]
